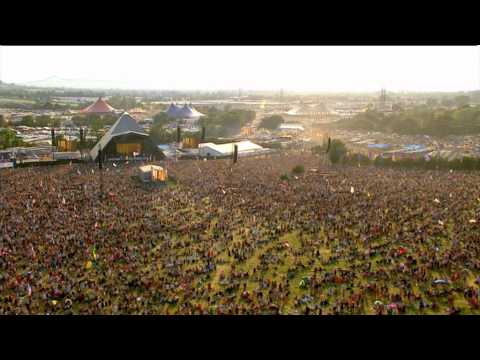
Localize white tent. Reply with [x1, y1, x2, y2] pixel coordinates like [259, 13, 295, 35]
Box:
[198, 140, 267, 157]
[279, 123, 305, 132]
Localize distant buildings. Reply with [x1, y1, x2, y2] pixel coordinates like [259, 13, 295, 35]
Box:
[331, 103, 369, 120]
[284, 103, 333, 123]
[278, 123, 305, 135]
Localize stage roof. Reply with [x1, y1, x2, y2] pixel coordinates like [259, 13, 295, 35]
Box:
[90, 112, 147, 160]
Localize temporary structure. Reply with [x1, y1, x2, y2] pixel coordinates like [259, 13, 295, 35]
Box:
[278, 123, 305, 132]
[165, 103, 205, 120]
[138, 165, 168, 182]
[182, 137, 199, 149]
[198, 140, 268, 158]
[90, 112, 162, 161]
[80, 97, 116, 114]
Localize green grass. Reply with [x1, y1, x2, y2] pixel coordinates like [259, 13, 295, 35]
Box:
[0, 97, 36, 105]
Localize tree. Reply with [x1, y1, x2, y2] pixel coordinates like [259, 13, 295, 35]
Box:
[35, 115, 61, 128]
[108, 96, 139, 110]
[292, 165, 305, 174]
[426, 98, 438, 107]
[441, 98, 455, 108]
[328, 139, 347, 164]
[153, 112, 174, 127]
[454, 95, 470, 108]
[101, 114, 117, 126]
[0, 128, 24, 149]
[311, 144, 326, 154]
[258, 115, 284, 130]
[394, 117, 419, 135]
[461, 156, 476, 171]
[89, 115, 105, 140]
[338, 105, 480, 137]
[71, 115, 89, 127]
[199, 109, 255, 137]
[149, 123, 177, 144]
[20, 115, 35, 127]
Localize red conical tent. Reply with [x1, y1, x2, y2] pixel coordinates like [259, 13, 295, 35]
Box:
[81, 97, 116, 114]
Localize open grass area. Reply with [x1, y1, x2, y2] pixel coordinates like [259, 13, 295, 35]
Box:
[0, 97, 36, 105]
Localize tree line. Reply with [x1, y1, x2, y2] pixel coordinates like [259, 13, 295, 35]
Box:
[258, 115, 285, 130]
[0, 128, 27, 149]
[198, 109, 255, 137]
[311, 138, 480, 172]
[149, 108, 256, 144]
[337, 105, 480, 137]
[345, 153, 480, 172]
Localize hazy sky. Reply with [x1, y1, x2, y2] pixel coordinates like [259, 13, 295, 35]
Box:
[1, 46, 479, 92]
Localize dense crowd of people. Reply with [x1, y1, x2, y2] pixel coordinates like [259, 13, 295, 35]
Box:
[1, 151, 480, 314]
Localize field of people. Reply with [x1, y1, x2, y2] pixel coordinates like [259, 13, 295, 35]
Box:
[1, 151, 480, 314]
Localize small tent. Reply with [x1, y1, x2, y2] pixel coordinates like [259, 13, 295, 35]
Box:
[138, 165, 168, 182]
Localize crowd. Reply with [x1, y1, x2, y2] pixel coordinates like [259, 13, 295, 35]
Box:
[0, 150, 480, 314]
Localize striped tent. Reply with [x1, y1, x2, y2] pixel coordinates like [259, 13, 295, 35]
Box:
[81, 97, 116, 114]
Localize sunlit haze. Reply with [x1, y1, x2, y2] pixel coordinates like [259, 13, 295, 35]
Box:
[1, 46, 479, 92]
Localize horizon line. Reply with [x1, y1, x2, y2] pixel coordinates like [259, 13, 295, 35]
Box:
[4, 79, 479, 95]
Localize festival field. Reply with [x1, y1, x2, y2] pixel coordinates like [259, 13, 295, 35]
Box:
[1, 152, 480, 314]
